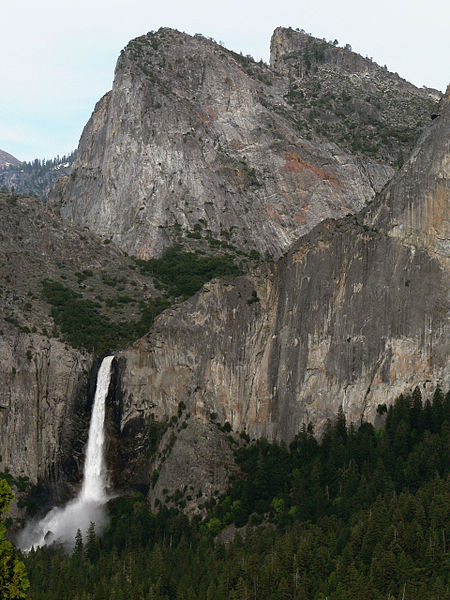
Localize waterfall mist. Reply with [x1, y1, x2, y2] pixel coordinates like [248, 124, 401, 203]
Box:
[18, 356, 114, 552]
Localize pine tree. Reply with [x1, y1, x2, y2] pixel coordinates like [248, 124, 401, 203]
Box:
[277, 576, 292, 600]
[73, 528, 83, 560]
[410, 386, 423, 432]
[86, 522, 97, 563]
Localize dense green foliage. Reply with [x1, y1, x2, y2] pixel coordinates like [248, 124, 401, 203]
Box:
[23, 388, 449, 599]
[42, 279, 169, 353]
[212, 386, 449, 528]
[136, 244, 242, 299]
[0, 480, 29, 599]
[41, 244, 242, 352]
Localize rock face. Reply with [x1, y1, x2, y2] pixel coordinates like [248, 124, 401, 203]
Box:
[49, 28, 436, 260]
[113, 88, 449, 505]
[0, 333, 91, 486]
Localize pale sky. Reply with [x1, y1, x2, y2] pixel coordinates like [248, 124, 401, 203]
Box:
[2, 0, 449, 162]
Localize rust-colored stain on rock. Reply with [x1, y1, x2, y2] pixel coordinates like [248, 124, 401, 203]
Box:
[265, 204, 284, 223]
[293, 197, 310, 224]
[294, 213, 306, 224]
[283, 151, 342, 187]
[205, 104, 218, 121]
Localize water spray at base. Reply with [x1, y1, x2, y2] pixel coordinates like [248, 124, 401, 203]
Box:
[18, 355, 114, 552]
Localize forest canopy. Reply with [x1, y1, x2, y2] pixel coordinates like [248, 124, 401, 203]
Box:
[21, 386, 449, 600]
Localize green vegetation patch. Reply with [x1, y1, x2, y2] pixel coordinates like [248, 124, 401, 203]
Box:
[41, 243, 242, 354]
[42, 279, 169, 354]
[0, 480, 30, 598]
[0, 471, 30, 494]
[212, 386, 450, 528]
[136, 244, 242, 299]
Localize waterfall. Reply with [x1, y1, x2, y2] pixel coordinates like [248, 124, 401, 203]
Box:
[80, 355, 113, 503]
[19, 355, 114, 551]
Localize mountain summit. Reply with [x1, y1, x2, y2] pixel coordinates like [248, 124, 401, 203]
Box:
[0, 149, 21, 169]
[50, 28, 437, 260]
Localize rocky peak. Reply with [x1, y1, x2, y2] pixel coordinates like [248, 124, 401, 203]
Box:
[0, 149, 21, 169]
[271, 27, 376, 75]
[268, 27, 440, 170]
[270, 26, 441, 101]
[50, 28, 437, 260]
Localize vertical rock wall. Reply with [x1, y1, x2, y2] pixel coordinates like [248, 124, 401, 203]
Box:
[0, 333, 91, 485]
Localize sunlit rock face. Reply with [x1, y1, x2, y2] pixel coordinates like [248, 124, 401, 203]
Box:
[50, 28, 436, 260]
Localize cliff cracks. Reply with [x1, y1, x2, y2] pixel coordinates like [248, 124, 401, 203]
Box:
[0, 334, 91, 486]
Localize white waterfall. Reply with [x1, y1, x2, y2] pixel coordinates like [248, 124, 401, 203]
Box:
[19, 355, 114, 551]
[80, 355, 113, 503]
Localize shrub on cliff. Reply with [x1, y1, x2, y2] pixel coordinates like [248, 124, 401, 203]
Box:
[136, 244, 241, 298]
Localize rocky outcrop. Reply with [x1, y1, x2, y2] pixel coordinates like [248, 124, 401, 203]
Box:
[113, 86, 449, 505]
[0, 149, 21, 169]
[270, 28, 440, 166]
[50, 29, 437, 260]
[270, 27, 440, 101]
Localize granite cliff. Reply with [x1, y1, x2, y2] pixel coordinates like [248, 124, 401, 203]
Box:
[112, 87, 449, 509]
[50, 28, 437, 260]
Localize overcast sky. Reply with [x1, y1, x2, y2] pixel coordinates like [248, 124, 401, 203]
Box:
[2, 0, 448, 162]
